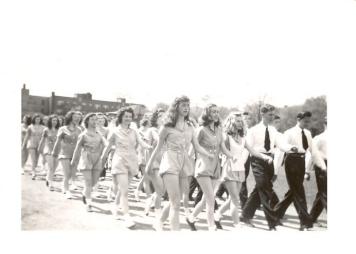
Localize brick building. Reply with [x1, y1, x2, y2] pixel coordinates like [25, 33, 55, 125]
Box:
[21, 84, 146, 121]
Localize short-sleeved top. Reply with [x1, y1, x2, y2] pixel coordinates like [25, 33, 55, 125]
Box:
[110, 125, 140, 172]
[196, 126, 222, 156]
[146, 127, 164, 169]
[57, 126, 82, 159]
[195, 126, 222, 175]
[77, 130, 105, 170]
[42, 128, 58, 155]
[26, 125, 45, 149]
[159, 125, 195, 176]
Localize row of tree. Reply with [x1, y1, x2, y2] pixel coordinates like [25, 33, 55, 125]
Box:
[152, 96, 327, 137]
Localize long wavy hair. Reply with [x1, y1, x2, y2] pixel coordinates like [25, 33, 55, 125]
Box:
[199, 103, 221, 127]
[223, 111, 247, 137]
[47, 114, 60, 130]
[163, 96, 191, 128]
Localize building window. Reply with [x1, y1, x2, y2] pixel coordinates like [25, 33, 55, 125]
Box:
[57, 100, 64, 106]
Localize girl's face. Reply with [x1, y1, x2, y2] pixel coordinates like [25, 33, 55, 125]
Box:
[72, 113, 81, 125]
[209, 106, 219, 123]
[157, 112, 164, 127]
[34, 117, 41, 125]
[178, 101, 190, 117]
[51, 118, 58, 128]
[234, 115, 244, 129]
[122, 112, 133, 125]
[88, 115, 97, 128]
[96, 116, 105, 127]
[43, 116, 49, 125]
[58, 118, 63, 126]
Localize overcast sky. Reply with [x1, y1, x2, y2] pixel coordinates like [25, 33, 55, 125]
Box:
[4, 0, 356, 110]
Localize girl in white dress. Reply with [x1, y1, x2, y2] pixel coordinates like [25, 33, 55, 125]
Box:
[22, 114, 45, 180]
[215, 112, 272, 228]
[21, 115, 32, 174]
[38, 115, 60, 190]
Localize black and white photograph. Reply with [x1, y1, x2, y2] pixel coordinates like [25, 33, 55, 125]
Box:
[2, 0, 356, 253]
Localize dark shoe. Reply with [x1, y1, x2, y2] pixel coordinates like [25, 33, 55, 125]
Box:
[269, 226, 277, 231]
[215, 220, 223, 230]
[86, 205, 93, 212]
[82, 195, 87, 205]
[276, 220, 284, 226]
[240, 217, 255, 228]
[186, 218, 197, 231]
[46, 180, 49, 187]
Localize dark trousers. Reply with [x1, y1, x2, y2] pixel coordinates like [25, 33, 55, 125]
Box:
[242, 156, 280, 227]
[274, 155, 312, 227]
[240, 156, 251, 208]
[310, 161, 327, 223]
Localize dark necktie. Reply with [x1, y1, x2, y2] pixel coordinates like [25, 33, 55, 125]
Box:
[264, 126, 271, 152]
[302, 129, 309, 150]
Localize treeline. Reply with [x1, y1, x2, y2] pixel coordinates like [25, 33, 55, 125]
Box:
[152, 96, 327, 137]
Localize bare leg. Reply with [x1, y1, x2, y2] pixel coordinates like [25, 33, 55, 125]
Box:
[162, 174, 181, 231]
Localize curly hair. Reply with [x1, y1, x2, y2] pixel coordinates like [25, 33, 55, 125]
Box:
[96, 112, 109, 127]
[199, 103, 221, 127]
[150, 108, 165, 128]
[22, 114, 32, 126]
[223, 111, 247, 137]
[47, 114, 60, 130]
[31, 113, 43, 125]
[163, 96, 191, 128]
[64, 111, 81, 125]
[83, 113, 97, 129]
[116, 107, 135, 126]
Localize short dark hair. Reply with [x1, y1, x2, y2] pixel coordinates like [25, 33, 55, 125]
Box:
[83, 113, 97, 128]
[64, 111, 79, 125]
[274, 115, 281, 120]
[243, 112, 249, 116]
[23, 114, 32, 126]
[199, 103, 221, 127]
[260, 104, 275, 114]
[97, 113, 108, 127]
[297, 111, 312, 120]
[47, 114, 60, 129]
[140, 118, 149, 127]
[116, 107, 135, 126]
[31, 113, 43, 125]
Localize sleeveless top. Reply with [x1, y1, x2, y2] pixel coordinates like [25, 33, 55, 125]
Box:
[226, 135, 246, 172]
[26, 125, 45, 149]
[57, 126, 82, 159]
[42, 128, 58, 155]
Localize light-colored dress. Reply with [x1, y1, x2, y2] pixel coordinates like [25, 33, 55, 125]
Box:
[146, 127, 164, 173]
[26, 125, 45, 149]
[221, 135, 246, 182]
[110, 126, 140, 176]
[42, 128, 58, 156]
[77, 131, 105, 171]
[159, 125, 194, 178]
[137, 128, 150, 165]
[57, 126, 82, 160]
[194, 126, 222, 179]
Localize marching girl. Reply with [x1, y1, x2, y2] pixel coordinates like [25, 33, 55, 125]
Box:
[22, 114, 45, 180]
[95, 113, 109, 184]
[38, 115, 50, 172]
[52, 111, 82, 199]
[145, 96, 214, 231]
[38, 114, 60, 190]
[215, 112, 272, 228]
[186, 104, 235, 231]
[101, 107, 152, 228]
[71, 113, 107, 212]
[140, 109, 166, 220]
[21, 114, 32, 174]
